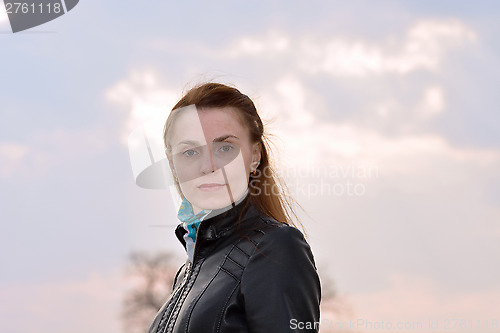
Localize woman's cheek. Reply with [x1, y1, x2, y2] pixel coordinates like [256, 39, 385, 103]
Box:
[225, 152, 249, 197]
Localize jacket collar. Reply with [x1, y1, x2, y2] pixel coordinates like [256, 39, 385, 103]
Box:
[174, 192, 259, 248]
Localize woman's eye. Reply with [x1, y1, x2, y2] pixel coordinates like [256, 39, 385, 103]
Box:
[183, 149, 197, 157]
[219, 145, 233, 153]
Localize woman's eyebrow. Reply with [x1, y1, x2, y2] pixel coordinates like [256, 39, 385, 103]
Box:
[174, 135, 238, 147]
[175, 140, 201, 147]
[213, 134, 239, 142]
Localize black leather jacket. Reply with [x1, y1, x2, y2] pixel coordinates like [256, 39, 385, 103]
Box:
[149, 194, 321, 333]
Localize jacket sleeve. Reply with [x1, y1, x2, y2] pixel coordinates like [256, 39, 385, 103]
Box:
[240, 225, 321, 333]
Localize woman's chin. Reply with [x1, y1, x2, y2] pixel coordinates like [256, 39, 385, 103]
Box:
[190, 193, 233, 212]
[185, 185, 248, 213]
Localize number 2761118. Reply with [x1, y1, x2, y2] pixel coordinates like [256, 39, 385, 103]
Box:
[5, 2, 62, 14]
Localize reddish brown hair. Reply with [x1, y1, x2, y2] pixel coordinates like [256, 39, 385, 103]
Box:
[163, 82, 301, 229]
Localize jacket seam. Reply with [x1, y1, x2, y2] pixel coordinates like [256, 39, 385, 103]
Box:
[220, 266, 238, 281]
[233, 244, 251, 258]
[185, 261, 221, 333]
[226, 255, 244, 270]
[185, 241, 242, 332]
[215, 282, 240, 333]
[171, 264, 185, 291]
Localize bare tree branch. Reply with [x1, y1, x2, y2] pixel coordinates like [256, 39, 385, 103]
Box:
[121, 251, 182, 333]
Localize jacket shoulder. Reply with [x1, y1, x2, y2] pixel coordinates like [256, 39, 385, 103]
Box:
[252, 220, 311, 262]
[239, 215, 321, 332]
[240, 210, 314, 267]
[246, 211, 306, 246]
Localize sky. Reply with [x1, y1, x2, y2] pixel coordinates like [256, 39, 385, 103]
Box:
[1, 1, 499, 332]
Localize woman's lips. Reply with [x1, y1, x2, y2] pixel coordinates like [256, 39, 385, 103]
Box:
[198, 183, 226, 192]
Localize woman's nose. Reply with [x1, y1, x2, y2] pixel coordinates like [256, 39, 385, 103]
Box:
[200, 146, 215, 174]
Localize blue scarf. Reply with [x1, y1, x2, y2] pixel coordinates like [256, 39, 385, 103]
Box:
[177, 198, 210, 262]
[176, 189, 249, 262]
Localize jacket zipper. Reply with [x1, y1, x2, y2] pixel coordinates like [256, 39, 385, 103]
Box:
[162, 226, 206, 332]
[162, 261, 192, 333]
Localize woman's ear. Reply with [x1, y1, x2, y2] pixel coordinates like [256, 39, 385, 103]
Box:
[251, 142, 261, 171]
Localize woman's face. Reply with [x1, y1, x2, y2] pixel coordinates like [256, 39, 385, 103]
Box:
[168, 106, 260, 214]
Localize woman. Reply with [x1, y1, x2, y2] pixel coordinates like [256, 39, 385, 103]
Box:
[149, 83, 321, 333]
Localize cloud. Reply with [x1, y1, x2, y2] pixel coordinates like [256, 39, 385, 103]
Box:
[223, 31, 289, 58]
[219, 20, 476, 77]
[105, 70, 183, 198]
[0, 142, 29, 178]
[417, 85, 446, 117]
[299, 19, 476, 77]
[376, 84, 446, 122]
[105, 70, 178, 150]
[0, 271, 124, 333]
[204, 19, 477, 138]
[259, 76, 500, 176]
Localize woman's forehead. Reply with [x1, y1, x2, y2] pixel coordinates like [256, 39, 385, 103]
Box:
[171, 107, 247, 145]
